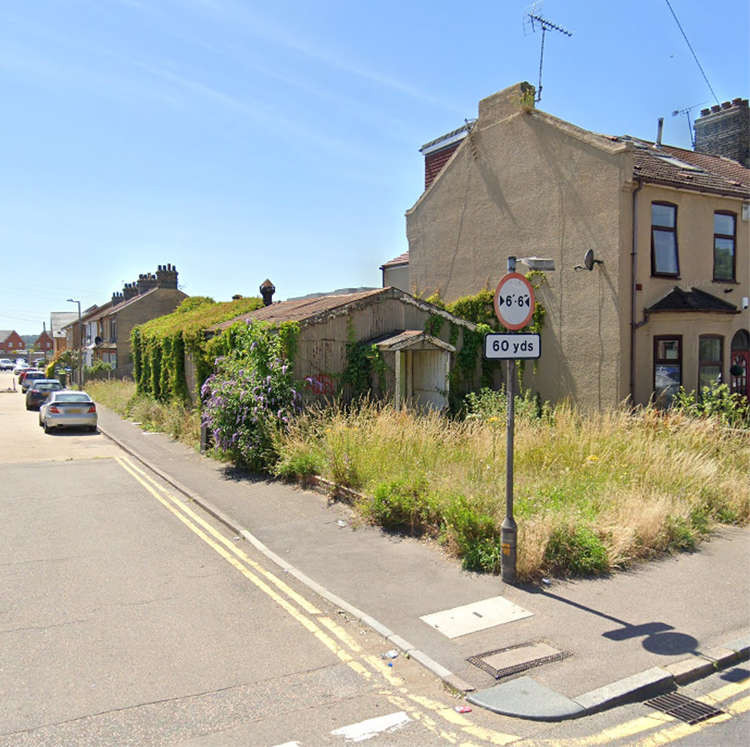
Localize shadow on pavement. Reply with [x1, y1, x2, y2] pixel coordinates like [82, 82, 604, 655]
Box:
[530, 587, 700, 656]
[219, 464, 273, 486]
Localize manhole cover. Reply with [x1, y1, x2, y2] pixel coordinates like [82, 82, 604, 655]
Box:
[644, 693, 724, 725]
[467, 641, 568, 679]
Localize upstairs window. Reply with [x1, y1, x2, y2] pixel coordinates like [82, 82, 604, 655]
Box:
[698, 335, 723, 392]
[713, 212, 736, 281]
[651, 202, 679, 276]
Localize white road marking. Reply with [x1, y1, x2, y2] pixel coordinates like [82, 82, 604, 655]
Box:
[420, 595, 533, 638]
[330, 711, 412, 742]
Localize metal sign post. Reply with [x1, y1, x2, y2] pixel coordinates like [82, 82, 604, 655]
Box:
[503, 356, 516, 583]
[487, 257, 538, 584]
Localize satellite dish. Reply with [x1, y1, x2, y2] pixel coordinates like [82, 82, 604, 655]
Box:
[94, 336, 102, 345]
[583, 249, 603, 271]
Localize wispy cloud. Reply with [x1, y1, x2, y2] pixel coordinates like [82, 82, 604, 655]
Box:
[132, 60, 388, 161]
[155, 0, 462, 112]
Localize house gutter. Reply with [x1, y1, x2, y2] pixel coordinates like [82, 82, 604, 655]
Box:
[630, 177, 643, 402]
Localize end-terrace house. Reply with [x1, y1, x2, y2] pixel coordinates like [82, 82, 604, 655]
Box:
[401, 82, 750, 409]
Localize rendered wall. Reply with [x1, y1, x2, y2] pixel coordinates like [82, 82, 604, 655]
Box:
[407, 99, 629, 409]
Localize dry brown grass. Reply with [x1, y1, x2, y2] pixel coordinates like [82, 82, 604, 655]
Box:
[275, 400, 749, 578]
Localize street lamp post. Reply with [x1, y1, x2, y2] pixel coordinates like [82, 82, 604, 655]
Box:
[67, 298, 82, 388]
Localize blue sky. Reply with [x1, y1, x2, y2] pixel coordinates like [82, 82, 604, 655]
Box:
[1, 0, 748, 333]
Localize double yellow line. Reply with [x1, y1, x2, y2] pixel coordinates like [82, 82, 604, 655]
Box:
[114, 455, 519, 745]
[539, 678, 750, 746]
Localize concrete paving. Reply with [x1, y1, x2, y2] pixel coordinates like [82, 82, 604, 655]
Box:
[95, 403, 750, 720]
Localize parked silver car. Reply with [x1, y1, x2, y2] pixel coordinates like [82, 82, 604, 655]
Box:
[39, 391, 98, 433]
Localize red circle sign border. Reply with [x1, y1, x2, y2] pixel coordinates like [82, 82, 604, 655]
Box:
[493, 272, 536, 330]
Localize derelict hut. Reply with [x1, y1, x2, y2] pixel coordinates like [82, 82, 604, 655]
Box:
[210, 286, 480, 410]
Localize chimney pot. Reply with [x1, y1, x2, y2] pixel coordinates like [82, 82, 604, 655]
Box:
[700, 108, 710, 116]
[711, 105, 721, 113]
[259, 279, 275, 307]
[721, 101, 732, 109]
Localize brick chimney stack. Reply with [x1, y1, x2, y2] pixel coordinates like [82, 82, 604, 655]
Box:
[122, 282, 138, 301]
[111, 291, 124, 306]
[156, 263, 179, 289]
[694, 98, 749, 167]
[137, 272, 158, 295]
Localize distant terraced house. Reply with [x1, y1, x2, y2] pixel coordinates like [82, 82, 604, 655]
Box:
[63, 264, 187, 378]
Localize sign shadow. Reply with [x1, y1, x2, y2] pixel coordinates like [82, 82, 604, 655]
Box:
[531, 588, 700, 656]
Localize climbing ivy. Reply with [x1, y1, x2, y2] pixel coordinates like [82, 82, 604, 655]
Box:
[342, 320, 387, 398]
[424, 314, 444, 337]
[422, 274, 548, 408]
[131, 295, 265, 401]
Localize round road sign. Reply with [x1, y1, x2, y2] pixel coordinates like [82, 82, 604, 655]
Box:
[493, 272, 536, 330]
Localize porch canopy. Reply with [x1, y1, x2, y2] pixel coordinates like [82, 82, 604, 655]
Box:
[373, 330, 455, 410]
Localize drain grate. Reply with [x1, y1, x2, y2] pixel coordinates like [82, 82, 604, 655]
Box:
[644, 693, 724, 725]
[467, 641, 568, 680]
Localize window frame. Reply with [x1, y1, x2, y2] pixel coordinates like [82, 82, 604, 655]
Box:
[698, 334, 723, 393]
[653, 335, 682, 406]
[712, 211, 736, 282]
[650, 201, 680, 277]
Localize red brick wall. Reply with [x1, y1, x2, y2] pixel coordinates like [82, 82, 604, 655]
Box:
[35, 331, 53, 351]
[424, 144, 460, 190]
[0, 331, 24, 353]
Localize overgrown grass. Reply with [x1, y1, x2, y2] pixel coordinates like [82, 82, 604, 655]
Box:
[86, 379, 749, 581]
[274, 400, 750, 580]
[85, 379, 201, 448]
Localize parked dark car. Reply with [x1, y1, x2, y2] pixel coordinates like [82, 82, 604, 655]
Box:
[25, 379, 64, 410]
[19, 370, 45, 392]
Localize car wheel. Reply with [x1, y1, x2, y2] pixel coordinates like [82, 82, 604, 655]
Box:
[25, 403, 31, 410]
[43, 420, 51, 434]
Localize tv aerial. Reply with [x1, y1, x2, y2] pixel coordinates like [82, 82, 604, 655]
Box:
[671, 102, 706, 148]
[524, 3, 572, 103]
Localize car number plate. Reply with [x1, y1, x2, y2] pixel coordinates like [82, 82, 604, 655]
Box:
[67, 408, 82, 414]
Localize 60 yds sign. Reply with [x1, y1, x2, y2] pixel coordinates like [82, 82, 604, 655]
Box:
[485, 333, 541, 359]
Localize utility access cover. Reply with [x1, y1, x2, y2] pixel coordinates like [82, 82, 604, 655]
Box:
[467, 641, 568, 679]
[420, 596, 533, 639]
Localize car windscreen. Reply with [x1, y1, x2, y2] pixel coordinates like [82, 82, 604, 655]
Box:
[35, 383, 61, 391]
[54, 394, 92, 403]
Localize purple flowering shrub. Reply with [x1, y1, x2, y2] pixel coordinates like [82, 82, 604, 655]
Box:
[200, 322, 301, 472]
